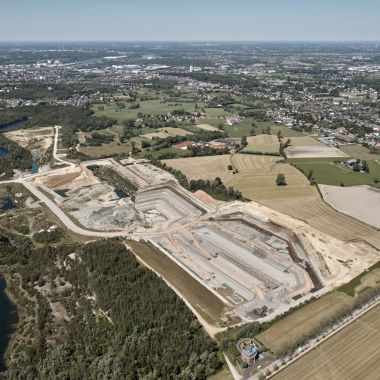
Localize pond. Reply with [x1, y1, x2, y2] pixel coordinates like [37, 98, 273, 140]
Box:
[0, 276, 18, 372]
[54, 189, 68, 197]
[31, 155, 39, 174]
[116, 189, 128, 199]
[0, 119, 27, 133]
[0, 148, 9, 158]
[0, 197, 16, 212]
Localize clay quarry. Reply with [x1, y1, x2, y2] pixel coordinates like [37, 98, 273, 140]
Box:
[24, 157, 380, 323]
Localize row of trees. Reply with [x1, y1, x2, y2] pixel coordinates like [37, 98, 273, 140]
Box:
[152, 160, 243, 201]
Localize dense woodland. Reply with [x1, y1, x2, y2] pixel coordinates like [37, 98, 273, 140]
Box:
[0, 134, 33, 178]
[0, 237, 222, 379]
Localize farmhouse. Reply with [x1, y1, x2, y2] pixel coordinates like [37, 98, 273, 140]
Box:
[237, 338, 259, 366]
[173, 141, 193, 150]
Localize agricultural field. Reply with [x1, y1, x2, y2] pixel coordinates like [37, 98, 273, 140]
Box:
[293, 160, 380, 186]
[142, 127, 192, 140]
[194, 123, 220, 131]
[162, 155, 235, 182]
[163, 153, 319, 201]
[260, 196, 380, 248]
[272, 302, 380, 380]
[340, 144, 380, 161]
[285, 136, 348, 158]
[242, 134, 280, 154]
[256, 292, 353, 356]
[287, 136, 324, 147]
[257, 258, 380, 358]
[229, 154, 317, 200]
[320, 185, 380, 228]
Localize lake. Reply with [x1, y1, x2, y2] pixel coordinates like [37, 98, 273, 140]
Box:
[0, 276, 18, 372]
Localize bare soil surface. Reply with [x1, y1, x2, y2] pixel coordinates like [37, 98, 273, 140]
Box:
[320, 184, 380, 229]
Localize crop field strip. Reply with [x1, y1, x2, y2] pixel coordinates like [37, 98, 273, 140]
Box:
[242, 134, 280, 154]
[272, 302, 380, 380]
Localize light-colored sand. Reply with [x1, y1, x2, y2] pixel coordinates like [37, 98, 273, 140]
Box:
[38, 166, 100, 190]
[320, 185, 380, 229]
[5, 127, 54, 156]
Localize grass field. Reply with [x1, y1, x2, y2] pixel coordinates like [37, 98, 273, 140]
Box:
[242, 134, 280, 154]
[127, 240, 234, 326]
[255, 292, 352, 356]
[294, 160, 380, 187]
[272, 303, 380, 380]
[340, 144, 380, 161]
[162, 155, 235, 183]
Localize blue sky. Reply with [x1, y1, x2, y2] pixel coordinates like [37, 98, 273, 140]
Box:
[1, 0, 380, 41]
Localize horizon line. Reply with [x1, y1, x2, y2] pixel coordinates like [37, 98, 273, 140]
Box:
[0, 40, 380, 44]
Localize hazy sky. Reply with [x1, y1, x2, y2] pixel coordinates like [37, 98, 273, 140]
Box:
[1, 0, 380, 41]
